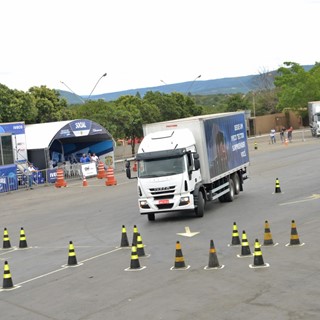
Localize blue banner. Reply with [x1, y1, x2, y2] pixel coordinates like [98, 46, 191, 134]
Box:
[0, 164, 18, 193]
[204, 113, 249, 178]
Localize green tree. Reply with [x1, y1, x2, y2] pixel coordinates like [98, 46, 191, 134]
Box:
[29, 86, 73, 123]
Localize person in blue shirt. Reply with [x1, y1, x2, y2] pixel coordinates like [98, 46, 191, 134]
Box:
[80, 154, 90, 163]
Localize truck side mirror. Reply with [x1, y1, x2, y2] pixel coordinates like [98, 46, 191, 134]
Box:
[194, 153, 200, 170]
[125, 160, 131, 179]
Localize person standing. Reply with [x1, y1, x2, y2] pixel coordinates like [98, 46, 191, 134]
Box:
[287, 126, 293, 142]
[270, 129, 276, 144]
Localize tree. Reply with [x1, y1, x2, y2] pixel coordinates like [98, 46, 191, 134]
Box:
[28, 86, 73, 123]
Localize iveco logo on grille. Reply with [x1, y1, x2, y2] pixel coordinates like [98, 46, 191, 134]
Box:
[154, 187, 170, 191]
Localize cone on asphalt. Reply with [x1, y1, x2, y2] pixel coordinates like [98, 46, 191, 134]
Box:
[286, 220, 304, 246]
[67, 241, 77, 266]
[82, 176, 88, 187]
[171, 241, 189, 270]
[2, 261, 14, 289]
[105, 167, 117, 186]
[254, 142, 258, 150]
[237, 230, 252, 257]
[205, 240, 224, 270]
[136, 233, 146, 257]
[230, 222, 241, 246]
[129, 245, 141, 269]
[132, 225, 139, 247]
[263, 220, 277, 246]
[275, 178, 281, 193]
[249, 239, 270, 268]
[3, 228, 11, 249]
[19, 227, 28, 248]
[120, 225, 129, 247]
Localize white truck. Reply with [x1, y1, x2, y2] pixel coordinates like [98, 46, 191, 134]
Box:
[126, 112, 249, 221]
[308, 101, 320, 137]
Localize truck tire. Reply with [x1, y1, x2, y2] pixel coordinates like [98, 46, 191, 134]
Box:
[232, 173, 240, 195]
[224, 178, 235, 202]
[148, 213, 155, 221]
[195, 191, 205, 218]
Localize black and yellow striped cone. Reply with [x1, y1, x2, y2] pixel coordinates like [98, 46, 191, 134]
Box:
[131, 225, 139, 247]
[129, 245, 141, 269]
[171, 241, 189, 270]
[263, 220, 274, 246]
[3, 228, 11, 249]
[275, 178, 281, 193]
[238, 230, 251, 257]
[67, 241, 77, 266]
[205, 240, 224, 270]
[2, 261, 13, 289]
[136, 233, 146, 257]
[19, 227, 28, 248]
[120, 225, 129, 247]
[249, 239, 270, 268]
[286, 220, 304, 246]
[230, 222, 241, 246]
[254, 142, 258, 150]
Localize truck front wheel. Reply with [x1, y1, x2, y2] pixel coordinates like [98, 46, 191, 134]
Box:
[195, 191, 205, 218]
[232, 174, 240, 195]
[148, 213, 155, 221]
[224, 178, 235, 202]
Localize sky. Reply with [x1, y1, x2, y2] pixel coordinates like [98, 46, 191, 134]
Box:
[1, 0, 319, 96]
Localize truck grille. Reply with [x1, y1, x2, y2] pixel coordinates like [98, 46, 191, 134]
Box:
[156, 203, 174, 210]
[149, 186, 175, 210]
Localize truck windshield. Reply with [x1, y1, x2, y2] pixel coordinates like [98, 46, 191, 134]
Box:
[138, 156, 185, 178]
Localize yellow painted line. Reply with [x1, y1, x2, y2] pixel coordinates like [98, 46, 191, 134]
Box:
[279, 194, 320, 206]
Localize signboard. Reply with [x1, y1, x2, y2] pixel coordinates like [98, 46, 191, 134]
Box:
[0, 164, 18, 193]
[81, 163, 97, 177]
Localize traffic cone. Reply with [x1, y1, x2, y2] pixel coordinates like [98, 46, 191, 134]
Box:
[19, 227, 28, 248]
[286, 220, 304, 246]
[120, 225, 129, 247]
[229, 222, 241, 246]
[204, 240, 224, 270]
[249, 239, 270, 268]
[237, 230, 252, 257]
[97, 161, 106, 179]
[132, 225, 139, 247]
[125, 245, 146, 271]
[2, 261, 13, 289]
[284, 138, 288, 146]
[105, 167, 117, 186]
[82, 176, 88, 187]
[171, 241, 190, 270]
[55, 168, 67, 188]
[263, 220, 277, 246]
[3, 228, 11, 249]
[67, 241, 77, 266]
[136, 233, 148, 257]
[254, 142, 258, 150]
[275, 178, 281, 193]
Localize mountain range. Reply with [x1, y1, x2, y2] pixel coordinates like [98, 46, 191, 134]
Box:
[58, 65, 313, 104]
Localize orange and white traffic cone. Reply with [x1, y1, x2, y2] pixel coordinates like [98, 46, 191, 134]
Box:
[105, 167, 117, 186]
[55, 168, 67, 188]
[96, 161, 106, 179]
[82, 176, 88, 187]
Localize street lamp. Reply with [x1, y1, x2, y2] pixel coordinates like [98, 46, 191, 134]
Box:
[186, 74, 201, 95]
[87, 72, 107, 101]
[160, 80, 167, 85]
[60, 81, 85, 104]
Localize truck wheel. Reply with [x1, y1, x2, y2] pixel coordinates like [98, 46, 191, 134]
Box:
[224, 179, 235, 202]
[148, 213, 155, 221]
[232, 174, 240, 195]
[195, 192, 205, 218]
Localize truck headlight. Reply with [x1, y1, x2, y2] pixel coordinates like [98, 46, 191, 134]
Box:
[179, 196, 190, 206]
[139, 200, 150, 209]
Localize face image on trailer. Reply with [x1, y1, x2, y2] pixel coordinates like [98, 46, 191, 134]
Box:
[204, 114, 249, 178]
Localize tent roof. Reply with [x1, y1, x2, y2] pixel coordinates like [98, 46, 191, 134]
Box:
[25, 119, 112, 150]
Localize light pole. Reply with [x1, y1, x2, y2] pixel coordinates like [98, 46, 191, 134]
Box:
[60, 81, 85, 104]
[87, 72, 107, 101]
[160, 80, 167, 85]
[186, 74, 201, 95]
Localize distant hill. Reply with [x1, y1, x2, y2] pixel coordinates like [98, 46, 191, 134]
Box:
[58, 65, 314, 104]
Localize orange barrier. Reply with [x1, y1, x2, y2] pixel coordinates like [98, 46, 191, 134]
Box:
[97, 161, 106, 179]
[55, 168, 67, 188]
[105, 167, 117, 186]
